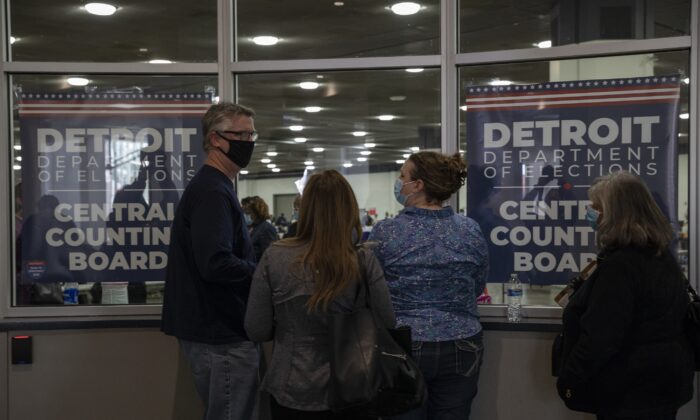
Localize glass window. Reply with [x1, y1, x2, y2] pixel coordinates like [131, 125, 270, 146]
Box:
[9, 0, 217, 62]
[11, 75, 218, 306]
[236, 68, 440, 226]
[236, 0, 440, 60]
[458, 51, 690, 306]
[459, 0, 691, 53]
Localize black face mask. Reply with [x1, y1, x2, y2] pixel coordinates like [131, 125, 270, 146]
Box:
[218, 138, 255, 168]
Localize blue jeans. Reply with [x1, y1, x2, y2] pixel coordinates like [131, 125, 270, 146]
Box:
[180, 339, 260, 420]
[395, 333, 484, 420]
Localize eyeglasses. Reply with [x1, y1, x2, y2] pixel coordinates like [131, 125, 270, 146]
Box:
[216, 130, 259, 142]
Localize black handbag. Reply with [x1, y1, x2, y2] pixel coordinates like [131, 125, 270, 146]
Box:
[328, 258, 426, 416]
[684, 284, 700, 371]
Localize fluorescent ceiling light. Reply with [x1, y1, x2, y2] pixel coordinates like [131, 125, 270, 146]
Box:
[289, 125, 304, 131]
[240, 170, 249, 175]
[405, 68, 424, 73]
[15, 156, 22, 162]
[272, 168, 281, 173]
[391, 2, 421, 15]
[305, 106, 321, 113]
[403, 153, 410, 158]
[312, 147, 324, 152]
[360, 151, 372, 156]
[307, 166, 315, 170]
[364, 143, 376, 148]
[13, 165, 21, 170]
[534, 40, 552, 48]
[683, 78, 690, 84]
[680, 113, 690, 120]
[390, 95, 406, 101]
[489, 79, 512, 86]
[357, 157, 368, 162]
[334, 1, 344, 5]
[352, 131, 367, 137]
[261, 158, 271, 163]
[378, 115, 395, 121]
[299, 82, 319, 90]
[410, 146, 420, 152]
[149, 59, 172, 64]
[343, 162, 353, 168]
[304, 160, 314, 166]
[253, 36, 279, 46]
[266, 151, 278, 157]
[460, 105, 468, 111]
[85, 2, 117, 16]
[293, 137, 307, 143]
[679, 133, 688, 137]
[13, 145, 21, 150]
[10, 36, 18, 44]
[267, 164, 276, 168]
[396, 159, 405, 164]
[67, 77, 89, 87]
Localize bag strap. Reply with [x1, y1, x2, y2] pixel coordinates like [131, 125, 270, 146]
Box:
[351, 249, 372, 310]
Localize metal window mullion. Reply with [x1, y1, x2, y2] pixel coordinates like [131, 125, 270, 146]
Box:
[230, 55, 441, 73]
[219, 0, 234, 102]
[455, 36, 692, 66]
[690, 0, 699, 293]
[0, 0, 10, 318]
[2, 62, 218, 74]
[441, 0, 458, 214]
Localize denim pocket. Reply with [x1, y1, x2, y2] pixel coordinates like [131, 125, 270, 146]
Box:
[411, 341, 423, 363]
[454, 336, 484, 377]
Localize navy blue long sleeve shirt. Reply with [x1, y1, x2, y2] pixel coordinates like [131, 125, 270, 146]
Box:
[161, 165, 256, 344]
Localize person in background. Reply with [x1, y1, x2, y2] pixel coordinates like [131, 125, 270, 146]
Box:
[369, 151, 489, 420]
[557, 171, 694, 420]
[283, 194, 302, 238]
[245, 170, 395, 419]
[242, 195, 279, 261]
[161, 102, 259, 420]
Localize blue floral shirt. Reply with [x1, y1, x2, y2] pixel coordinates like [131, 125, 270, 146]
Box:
[368, 206, 489, 341]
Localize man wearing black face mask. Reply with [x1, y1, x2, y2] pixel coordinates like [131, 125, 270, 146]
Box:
[162, 103, 259, 420]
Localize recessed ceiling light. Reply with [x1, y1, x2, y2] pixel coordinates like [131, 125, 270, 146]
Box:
[316, 75, 324, 79]
[357, 157, 368, 162]
[294, 137, 307, 143]
[683, 78, 690, 84]
[305, 106, 322, 113]
[261, 158, 272, 163]
[272, 168, 281, 173]
[213, 96, 220, 104]
[10, 36, 18, 44]
[15, 156, 22, 162]
[343, 162, 353, 168]
[149, 59, 173, 64]
[534, 40, 552, 48]
[267, 163, 276, 168]
[489, 79, 512, 86]
[299, 82, 319, 90]
[460, 105, 468, 111]
[403, 153, 410, 158]
[390, 95, 406, 101]
[390, 2, 421, 15]
[266, 151, 278, 157]
[240, 170, 249, 175]
[680, 113, 690, 119]
[13, 165, 21, 170]
[67, 77, 89, 87]
[253, 36, 279, 46]
[139, 47, 148, 52]
[84, 2, 117, 16]
[289, 125, 304, 131]
[334, 1, 344, 6]
[312, 147, 325, 152]
[13, 145, 21, 150]
[410, 146, 420, 152]
[679, 133, 688, 137]
[406, 68, 424, 73]
[378, 115, 395, 121]
[396, 159, 406, 164]
[304, 160, 314, 166]
[352, 131, 368, 137]
[364, 143, 376, 148]
[360, 151, 372, 156]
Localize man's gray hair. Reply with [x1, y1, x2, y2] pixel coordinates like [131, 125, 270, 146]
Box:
[201, 103, 255, 152]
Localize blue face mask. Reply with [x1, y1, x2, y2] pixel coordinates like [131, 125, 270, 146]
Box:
[393, 179, 416, 206]
[585, 206, 600, 230]
[244, 213, 253, 226]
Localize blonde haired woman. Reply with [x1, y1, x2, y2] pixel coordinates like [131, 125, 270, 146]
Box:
[557, 171, 694, 420]
[244, 170, 395, 419]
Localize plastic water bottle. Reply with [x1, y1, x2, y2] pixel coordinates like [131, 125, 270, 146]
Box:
[63, 282, 79, 305]
[506, 273, 522, 322]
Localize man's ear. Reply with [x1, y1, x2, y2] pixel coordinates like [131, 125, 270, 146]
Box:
[414, 178, 425, 192]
